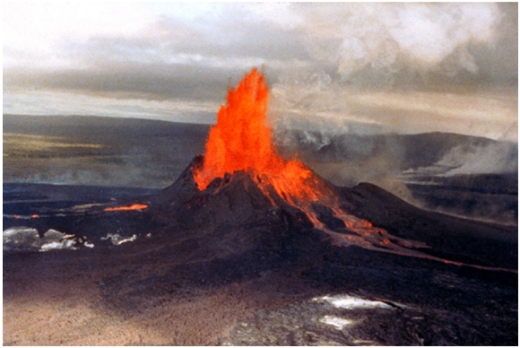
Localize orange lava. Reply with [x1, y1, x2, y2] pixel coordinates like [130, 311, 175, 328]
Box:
[192, 68, 399, 251]
[194, 68, 332, 206]
[104, 204, 148, 212]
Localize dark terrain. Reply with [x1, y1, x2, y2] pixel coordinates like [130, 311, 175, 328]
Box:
[4, 114, 209, 188]
[3, 115, 518, 345]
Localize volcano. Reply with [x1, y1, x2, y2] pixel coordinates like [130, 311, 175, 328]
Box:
[145, 68, 515, 273]
[145, 152, 517, 273]
[4, 68, 517, 345]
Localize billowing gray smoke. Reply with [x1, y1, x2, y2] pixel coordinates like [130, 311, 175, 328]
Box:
[410, 141, 518, 177]
[278, 130, 518, 180]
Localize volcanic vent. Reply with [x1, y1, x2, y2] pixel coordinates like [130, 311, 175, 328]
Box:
[151, 69, 392, 248]
[148, 68, 516, 273]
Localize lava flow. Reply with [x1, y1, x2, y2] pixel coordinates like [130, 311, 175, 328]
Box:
[104, 203, 148, 212]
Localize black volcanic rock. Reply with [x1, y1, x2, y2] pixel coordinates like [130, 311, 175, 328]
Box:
[145, 155, 326, 269]
[339, 183, 517, 269]
[4, 153, 516, 275]
[134, 158, 517, 345]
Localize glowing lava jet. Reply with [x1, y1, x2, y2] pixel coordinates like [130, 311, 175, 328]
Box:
[194, 69, 341, 225]
[194, 68, 323, 202]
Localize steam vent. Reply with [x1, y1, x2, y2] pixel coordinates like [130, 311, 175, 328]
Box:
[4, 68, 517, 345]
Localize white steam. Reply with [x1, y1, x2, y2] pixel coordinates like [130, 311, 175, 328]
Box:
[401, 141, 518, 178]
[439, 142, 517, 176]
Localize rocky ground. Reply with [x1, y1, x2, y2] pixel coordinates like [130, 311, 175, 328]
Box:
[3, 178, 518, 345]
[4, 236, 517, 346]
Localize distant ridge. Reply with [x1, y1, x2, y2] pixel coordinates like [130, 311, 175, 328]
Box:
[4, 114, 211, 129]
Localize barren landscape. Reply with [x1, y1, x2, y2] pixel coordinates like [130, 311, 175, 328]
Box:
[4, 3, 517, 346]
[3, 114, 518, 345]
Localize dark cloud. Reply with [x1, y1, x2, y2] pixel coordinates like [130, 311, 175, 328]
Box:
[5, 3, 517, 99]
[151, 11, 311, 62]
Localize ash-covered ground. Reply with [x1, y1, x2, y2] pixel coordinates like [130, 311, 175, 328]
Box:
[3, 115, 518, 345]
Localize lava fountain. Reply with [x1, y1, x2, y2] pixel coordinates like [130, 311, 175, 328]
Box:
[194, 68, 328, 205]
[194, 68, 388, 239]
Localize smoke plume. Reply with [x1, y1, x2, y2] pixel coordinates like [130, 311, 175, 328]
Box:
[438, 142, 518, 176]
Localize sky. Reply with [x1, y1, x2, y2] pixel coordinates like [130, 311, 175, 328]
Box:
[3, 2, 518, 141]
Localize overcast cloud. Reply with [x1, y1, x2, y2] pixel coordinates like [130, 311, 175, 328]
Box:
[3, 2, 518, 140]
